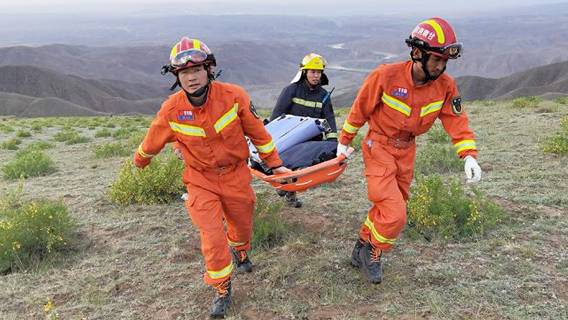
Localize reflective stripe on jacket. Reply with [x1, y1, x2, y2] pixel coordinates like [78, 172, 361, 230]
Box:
[339, 61, 477, 158]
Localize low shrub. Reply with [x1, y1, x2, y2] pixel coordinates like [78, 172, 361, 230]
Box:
[511, 96, 541, 109]
[426, 123, 450, 144]
[94, 128, 112, 138]
[414, 143, 463, 175]
[554, 96, 568, 105]
[30, 123, 43, 132]
[108, 153, 185, 205]
[24, 141, 54, 151]
[53, 129, 89, 145]
[251, 192, 289, 250]
[0, 123, 14, 133]
[113, 127, 139, 139]
[2, 150, 56, 180]
[15, 130, 32, 138]
[542, 134, 568, 155]
[542, 115, 568, 155]
[407, 175, 504, 240]
[0, 185, 75, 273]
[1, 138, 22, 150]
[93, 142, 130, 159]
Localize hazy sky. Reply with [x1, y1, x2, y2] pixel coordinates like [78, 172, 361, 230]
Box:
[2, 0, 566, 16]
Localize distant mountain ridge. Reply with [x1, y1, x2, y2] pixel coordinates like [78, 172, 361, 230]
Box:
[331, 60, 568, 108]
[457, 61, 568, 100]
[0, 65, 161, 117]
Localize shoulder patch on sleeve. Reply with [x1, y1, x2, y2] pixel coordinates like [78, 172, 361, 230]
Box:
[249, 101, 260, 119]
[451, 96, 463, 115]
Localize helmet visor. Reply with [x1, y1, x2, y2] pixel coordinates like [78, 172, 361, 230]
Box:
[171, 49, 209, 68]
[429, 43, 463, 59]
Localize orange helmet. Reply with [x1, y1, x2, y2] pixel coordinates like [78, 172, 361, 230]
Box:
[163, 37, 216, 74]
[405, 17, 462, 59]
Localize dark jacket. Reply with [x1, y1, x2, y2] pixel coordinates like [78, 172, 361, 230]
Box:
[269, 80, 337, 140]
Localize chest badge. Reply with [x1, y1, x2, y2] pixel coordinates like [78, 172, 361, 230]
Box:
[177, 110, 194, 121]
[391, 87, 408, 99]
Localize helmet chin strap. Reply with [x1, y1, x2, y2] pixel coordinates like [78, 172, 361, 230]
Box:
[412, 49, 446, 82]
[186, 81, 210, 97]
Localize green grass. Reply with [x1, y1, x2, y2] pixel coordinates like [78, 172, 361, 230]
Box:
[0, 108, 566, 319]
[511, 96, 541, 109]
[24, 141, 55, 151]
[1, 138, 22, 150]
[107, 153, 185, 205]
[0, 184, 75, 274]
[407, 174, 505, 240]
[15, 130, 32, 138]
[92, 142, 131, 159]
[251, 192, 290, 251]
[94, 128, 112, 138]
[2, 150, 57, 180]
[53, 128, 89, 145]
[542, 115, 568, 155]
[414, 143, 463, 175]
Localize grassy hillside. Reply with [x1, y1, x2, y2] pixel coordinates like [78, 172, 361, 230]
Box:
[0, 101, 566, 319]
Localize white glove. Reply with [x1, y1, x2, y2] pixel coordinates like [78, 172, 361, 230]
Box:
[336, 143, 349, 157]
[464, 155, 482, 183]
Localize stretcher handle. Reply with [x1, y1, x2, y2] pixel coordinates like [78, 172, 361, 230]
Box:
[265, 147, 354, 182]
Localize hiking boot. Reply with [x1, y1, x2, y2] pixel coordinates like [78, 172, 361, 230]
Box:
[285, 192, 302, 208]
[231, 248, 253, 273]
[350, 239, 365, 268]
[357, 243, 383, 284]
[210, 279, 232, 319]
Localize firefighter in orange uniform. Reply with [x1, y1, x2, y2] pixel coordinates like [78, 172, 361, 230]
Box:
[133, 37, 290, 318]
[337, 18, 482, 284]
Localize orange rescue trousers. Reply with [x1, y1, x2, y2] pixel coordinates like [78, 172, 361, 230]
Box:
[359, 133, 416, 251]
[183, 161, 255, 286]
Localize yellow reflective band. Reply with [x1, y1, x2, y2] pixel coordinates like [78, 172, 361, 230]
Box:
[169, 121, 206, 137]
[364, 216, 396, 245]
[170, 46, 177, 59]
[137, 144, 154, 159]
[193, 39, 201, 50]
[292, 97, 322, 109]
[424, 19, 445, 44]
[207, 262, 234, 280]
[214, 103, 239, 133]
[420, 100, 444, 117]
[382, 93, 411, 117]
[342, 121, 360, 134]
[454, 139, 477, 154]
[326, 132, 338, 139]
[255, 140, 275, 154]
[228, 240, 246, 247]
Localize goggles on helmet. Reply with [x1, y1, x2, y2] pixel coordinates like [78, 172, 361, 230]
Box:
[171, 49, 209, 69]
[427, 43, 463, 60]
[406, 37, 463, 60]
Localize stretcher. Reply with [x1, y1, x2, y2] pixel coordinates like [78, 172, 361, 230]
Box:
[248, 114, 354, 192]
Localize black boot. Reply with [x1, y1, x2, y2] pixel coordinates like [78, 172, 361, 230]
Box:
[276, 190, 287, 197]
[357, 243, 383, 284]
[350, 239, 365, 268]
[285, 192, 302, 208]
[231, 248, 253, 273]
[210, 279, 232, 319]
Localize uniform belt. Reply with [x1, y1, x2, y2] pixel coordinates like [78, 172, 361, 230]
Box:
[368, 130, 415, 149]
[196, 162, 241, 174]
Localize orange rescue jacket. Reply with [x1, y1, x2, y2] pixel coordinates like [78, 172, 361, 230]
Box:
[136, 81, 282, 171]
[339, 61, 477, 158]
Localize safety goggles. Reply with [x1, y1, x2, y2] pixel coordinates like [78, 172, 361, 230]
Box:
[171, 49, 209, 68]
[428, 43, 463, 60]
